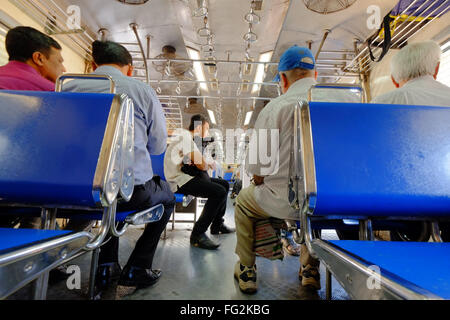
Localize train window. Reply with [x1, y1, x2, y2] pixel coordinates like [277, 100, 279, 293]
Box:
[0, 24, 9, 66]
[437, 39, 450, 87]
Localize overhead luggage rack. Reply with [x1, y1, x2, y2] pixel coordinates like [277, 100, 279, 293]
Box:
[345, 0, 450, 74]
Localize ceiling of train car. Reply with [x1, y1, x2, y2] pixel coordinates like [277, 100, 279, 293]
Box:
[56, 0, 412, 162]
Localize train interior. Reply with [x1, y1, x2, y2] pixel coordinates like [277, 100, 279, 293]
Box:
[0, 0, 449, 302]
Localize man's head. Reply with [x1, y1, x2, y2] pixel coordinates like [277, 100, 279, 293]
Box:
[274, 45, 318, 94]
[391, 41, 441, 88]
[6, 26, 66, 82]
[189, 114, 210, 138]
[92, 40, 134, 76]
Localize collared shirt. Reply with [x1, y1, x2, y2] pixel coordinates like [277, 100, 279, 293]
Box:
[0, 61, 55, 91]
[372, 75, 450, 106]
[64, 66, 168, 185]
[246, 77, 316, 220]
[246, 77, 360, 220]
[164, 129, 201, 192]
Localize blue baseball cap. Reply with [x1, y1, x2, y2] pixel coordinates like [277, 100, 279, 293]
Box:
[273, 45, 316, 82]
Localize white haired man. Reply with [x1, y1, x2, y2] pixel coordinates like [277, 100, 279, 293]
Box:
[372, 40, 450, 243]
[372, 40, 450, 106]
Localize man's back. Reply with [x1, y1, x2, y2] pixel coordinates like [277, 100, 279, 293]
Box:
[0, 61, 55, 91]
[372, 75, 450, 106]
[64, 65, 167, 185]
[247, 77, 316, 220]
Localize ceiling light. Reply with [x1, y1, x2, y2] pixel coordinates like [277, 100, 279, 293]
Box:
[244, 111, 253, 126]
[187, 47, 208, 92]
[208, 109, 217, 125]
[252, 51, 273, 94]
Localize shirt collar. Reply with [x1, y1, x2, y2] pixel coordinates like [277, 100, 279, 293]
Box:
[93, 65, 125, 77]
[404, 75, 435, 87]
[7, 61, 42, 76]
[285, 77, 317, 95]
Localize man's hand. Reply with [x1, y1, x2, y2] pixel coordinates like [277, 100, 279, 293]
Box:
[208, 162, 216, 171]
[252, 175, 265, 186]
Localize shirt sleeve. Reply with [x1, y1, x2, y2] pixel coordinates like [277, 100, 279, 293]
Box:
[145, 86, 168, 155]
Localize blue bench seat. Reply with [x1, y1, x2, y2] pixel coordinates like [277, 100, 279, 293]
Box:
[0, 229, 71, 253]
[319, 240, 450, 299]
[0, 228, 91, 299]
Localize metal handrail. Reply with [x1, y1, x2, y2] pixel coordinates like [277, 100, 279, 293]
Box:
[55, 74, 116, 93]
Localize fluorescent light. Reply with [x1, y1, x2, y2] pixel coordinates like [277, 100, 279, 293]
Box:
[244, 111, 253, 126]
[187, 47, 208, 92]
[207, 109, 217, 124]
[252, 51, 273, 94]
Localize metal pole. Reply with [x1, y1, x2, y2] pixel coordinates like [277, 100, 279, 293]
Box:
[130, 23, 149, 84]
[315, 29, 331, 61]
[326, 269, 332, 300]
[146, 35, 151, 59]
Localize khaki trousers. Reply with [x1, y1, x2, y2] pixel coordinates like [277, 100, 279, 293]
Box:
[234, 184, 319, 268]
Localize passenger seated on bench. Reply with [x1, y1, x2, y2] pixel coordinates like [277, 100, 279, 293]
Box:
[372, 40, 450, 241]
[0, 26, 66, 90]
[165, 114, 234, 250]
[372, 40, 450, 106]
[64, 40, 175, 291]
[234, 46, 322, 294]
[0, 26, 66, 230]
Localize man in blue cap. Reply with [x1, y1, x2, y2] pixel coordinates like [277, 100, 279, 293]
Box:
[234, 46, 321, 294]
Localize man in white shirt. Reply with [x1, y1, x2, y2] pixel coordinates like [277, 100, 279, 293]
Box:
[372, 40, 450, 243]
[165, 114, 234, 250]
[372, 40, 450, 106]
[234, 46, 322, 294]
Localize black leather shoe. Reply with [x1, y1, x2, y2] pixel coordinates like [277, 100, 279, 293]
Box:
[119, 266, 162, 288]
[211, 224, 236, 235]
[96, 262, 122, 290]
[190, 233, 220, 249]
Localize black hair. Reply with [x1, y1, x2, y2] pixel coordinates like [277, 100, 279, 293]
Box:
[6, 26, 62, 62]
[189, 114, 209, 131]
[92, 40, 133, 67]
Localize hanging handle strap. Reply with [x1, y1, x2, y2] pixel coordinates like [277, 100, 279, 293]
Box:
[368, 13, 394, 63]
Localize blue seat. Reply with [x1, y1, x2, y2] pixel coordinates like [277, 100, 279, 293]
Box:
[0, 90, 139, 299]
[0, 228, 91, 299]
[224, 172, 233, 182]
[293, 101, 450, 299]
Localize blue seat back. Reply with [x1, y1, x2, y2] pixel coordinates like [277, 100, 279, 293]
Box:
[0, 91, 116, 207]
[150, 152, 166, 181]
[305, 102, 450, 217]
[224, 172, 233, 182]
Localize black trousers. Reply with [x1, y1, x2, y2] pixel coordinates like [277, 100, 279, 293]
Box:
[177, 174, 229, 236]
[99, 176, 175, 269]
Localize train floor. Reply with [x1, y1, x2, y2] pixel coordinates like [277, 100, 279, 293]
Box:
[8, 197, 349, 301]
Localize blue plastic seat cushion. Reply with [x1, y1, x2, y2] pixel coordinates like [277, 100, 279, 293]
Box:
[0, 228, 71, 254]
[328, 240, 450, 299]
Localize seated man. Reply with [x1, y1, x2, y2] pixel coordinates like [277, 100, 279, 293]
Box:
[0, 26, 65, 90]
[0, 26, 66, 229]
[64, 40, 175, 291]
[234, 46, 321, 294]
[372, 40, 450, 241]
[372, 40, 450, 106]
[165, 114, 234, 250]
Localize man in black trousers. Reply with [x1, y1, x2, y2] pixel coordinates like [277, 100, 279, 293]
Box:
[165, 115, 234, 250]
[64, 40, 175, 291]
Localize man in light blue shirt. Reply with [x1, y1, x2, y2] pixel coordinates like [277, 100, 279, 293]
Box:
[64, 40, 175, 293]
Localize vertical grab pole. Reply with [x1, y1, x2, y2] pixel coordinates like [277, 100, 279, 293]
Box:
[130, 23, 149, 84]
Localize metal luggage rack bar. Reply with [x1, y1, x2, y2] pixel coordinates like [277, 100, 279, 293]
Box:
[13, 0, 95, 59]
[345, 0, 449, 73]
